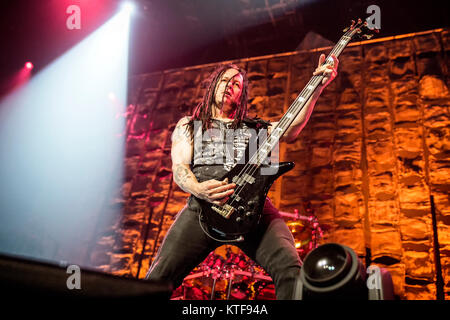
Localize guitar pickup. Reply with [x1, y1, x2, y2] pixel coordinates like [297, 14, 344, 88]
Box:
[242, 174, 255, 184]
[232, 173, 255, 186]
[212, 204, 235, 219]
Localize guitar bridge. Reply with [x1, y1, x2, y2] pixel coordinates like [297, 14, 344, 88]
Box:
[212, 204, 235, 219]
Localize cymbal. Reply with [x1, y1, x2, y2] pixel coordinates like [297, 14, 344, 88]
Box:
[294, 239, 311, 249]
[286, 221, 305, 234]
[286, 221, 304, 227]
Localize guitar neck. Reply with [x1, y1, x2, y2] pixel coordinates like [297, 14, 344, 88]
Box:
[253, 28, 358, 165]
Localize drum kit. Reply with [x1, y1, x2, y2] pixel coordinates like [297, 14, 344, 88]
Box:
[279, 208, 324, 260]
[171, 245, 274, 300]
[171, 205, 324, 300]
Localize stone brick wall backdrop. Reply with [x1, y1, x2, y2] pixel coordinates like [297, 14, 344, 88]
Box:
[89, 29, 449, 300]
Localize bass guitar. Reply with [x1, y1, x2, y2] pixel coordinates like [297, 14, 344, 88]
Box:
[195, 19, 377, 242]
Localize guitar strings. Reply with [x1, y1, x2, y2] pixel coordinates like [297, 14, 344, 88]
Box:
[228, 54, 332, 201]
[229, 40, 348, 201]
[232, 26, 357, 180]
[228, 73, 323, 205]
[229, 27, 356, 202]
[227, 26, 358, 207]
[228, 75, 322, 205]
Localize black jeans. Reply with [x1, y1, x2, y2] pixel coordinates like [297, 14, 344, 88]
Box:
[145, 197, 302, 300]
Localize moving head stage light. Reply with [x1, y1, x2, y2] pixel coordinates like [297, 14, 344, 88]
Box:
[297, 243, 395, 300]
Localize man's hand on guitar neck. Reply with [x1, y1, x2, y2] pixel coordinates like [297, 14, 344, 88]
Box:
[314, 53, 339, 89]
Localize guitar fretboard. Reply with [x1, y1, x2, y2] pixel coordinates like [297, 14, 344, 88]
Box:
[252, 29, 359, 165]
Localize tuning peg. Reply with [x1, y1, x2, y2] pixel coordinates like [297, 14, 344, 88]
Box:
[357, 18, 362, 24]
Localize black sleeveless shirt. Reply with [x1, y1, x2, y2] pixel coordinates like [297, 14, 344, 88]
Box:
[190, 117, 271, 183]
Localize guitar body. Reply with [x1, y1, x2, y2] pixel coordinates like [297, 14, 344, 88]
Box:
[194, 161, 295, 241]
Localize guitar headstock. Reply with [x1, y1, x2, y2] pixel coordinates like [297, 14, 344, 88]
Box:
[343, 18, 380, 40]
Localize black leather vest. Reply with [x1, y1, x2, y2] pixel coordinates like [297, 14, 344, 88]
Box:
[191, 117, 270, 183]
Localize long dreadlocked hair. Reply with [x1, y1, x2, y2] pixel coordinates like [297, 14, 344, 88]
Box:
[188, 63, 249, 131]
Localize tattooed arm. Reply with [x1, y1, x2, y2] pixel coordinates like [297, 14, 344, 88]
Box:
[171, 116, 198, 194]
[171, 116, 235, 205]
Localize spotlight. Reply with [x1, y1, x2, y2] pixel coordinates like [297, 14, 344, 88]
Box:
[25, 62, 33, 70]
[108, 92, 116, 101]
[121, 1, 136, 14]
[296, 243, 395, 300]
